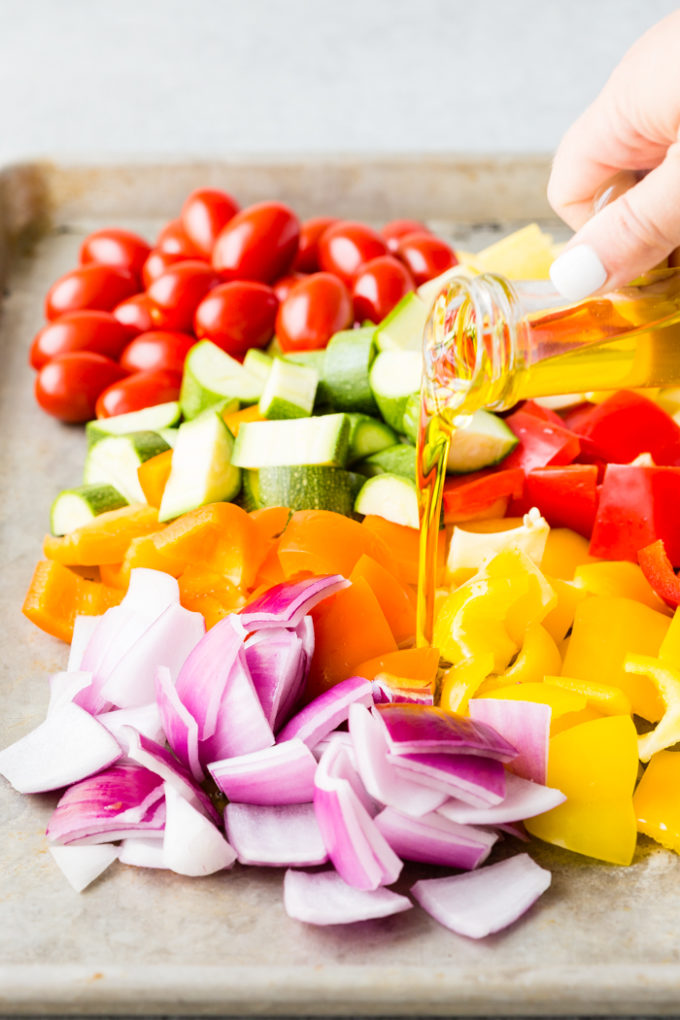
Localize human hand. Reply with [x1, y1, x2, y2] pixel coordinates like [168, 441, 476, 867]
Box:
[548, 10, 680, 300]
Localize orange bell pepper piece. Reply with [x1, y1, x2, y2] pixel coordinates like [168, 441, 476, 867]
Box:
[222, 404, 265, 436]
[151, 502, 259, 588]
[354, 647, 440, 686]
[137, 449, 174, 508]
[361, 515, 445, 586]
[23, 560, 123, 643]
[307, 576, 398, 696]
[277, 510, 395, 581]
[178, 565, 246, 627]
[43, 504, 159, 566]
[349, 554, 416, 646]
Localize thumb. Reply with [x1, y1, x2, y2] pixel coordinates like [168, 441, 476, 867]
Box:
[550, 143, 680, 300]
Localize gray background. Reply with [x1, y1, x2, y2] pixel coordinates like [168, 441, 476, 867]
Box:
[0, 0, 679, 165]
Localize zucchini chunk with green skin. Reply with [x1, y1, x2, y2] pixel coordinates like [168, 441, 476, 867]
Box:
[50, 483, 128, 536]
[445, 409, 518, 473]
[83, 431, 171, 504]
[346, 413, 399, 464]
[354, 473, 420, 528]
[358, 443, 417, 480]
[374, 292, 428, 352]
[180, 340, 264, 420]
[401, 391, 420, 444]
[369, 350, 421, 433]
[322, 327, 378, 415]
[243, 348, 274, 384]
[283, 349, 331, 408]
[85, 401, 181, 447]
[158, 411, 241, 522]
[243, 465, 364, 516]
[259, 358, 318, 420]
[232, 414, 350, 469]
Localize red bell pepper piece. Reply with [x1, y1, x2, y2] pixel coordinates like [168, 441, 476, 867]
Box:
[521, 464, 599, 538]
[566, 390, 680, 465]
[502, 408, 581, 473]
[441, 467, 525, 524]
[518, 400, 565, 427]
[638, 539, 680, 608]
[590, 465, 680, 565]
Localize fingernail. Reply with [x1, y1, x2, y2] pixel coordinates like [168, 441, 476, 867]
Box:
[549, 244, 608, 300]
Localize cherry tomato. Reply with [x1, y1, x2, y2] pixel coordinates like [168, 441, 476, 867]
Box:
[112, 293, 155, 338]
[195, 281, 278, 357]
[276, 272, 352, 353]
[120, 331, 195, 375]
[156, 218, 205, 259]
[396, 231, 458, 286]
[381, 219, 431, 253]
[352, 255, 415, 323]
[147, 260, 219, 332]
[273, 272, 307, 303]
[79, 228, 151, 279]
[35, 352, 127, 423]
[30, 310, 130, 370]
[212, 201, 300, 283]
[180, 188, 240, 257]
[95, 369, 182, 419]
[293, 216, 338, 272]
[317, 221, 387, 286]
[142, 250, 186, 289]
[45, 265, 138, 321]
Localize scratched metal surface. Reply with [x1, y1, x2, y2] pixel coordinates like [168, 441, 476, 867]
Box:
[0, 160, 677, 1017]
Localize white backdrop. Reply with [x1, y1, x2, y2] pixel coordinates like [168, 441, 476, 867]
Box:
[0, 0, 678, 163]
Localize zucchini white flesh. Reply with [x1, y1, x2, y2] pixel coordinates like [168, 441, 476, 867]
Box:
[369, 350, 421, 433]
[258, 358, 318, 420]
[446, 409, 518, 473]
[157, 427, 180, 448]
[401, 391, 420, 444]
[243, 348, 274, 383]
[158, 411, 241, 522]
[358, 443, 416, 480]
[85, 401, 181, 446]
[232, 414, 350, 469]
[283, 349, 331, 407]
[180, 340, 263, 419]
[354, 473, 420, 529]
[50, 484, 128, 536]
[346, 413, 398, 463]
[373, 293, 428, 352]
[322, 327, 378, 415]
[244, 465, 364, 516]
[83, 431, 170, 504]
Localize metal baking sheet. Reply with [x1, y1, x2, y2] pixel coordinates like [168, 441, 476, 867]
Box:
[1, 159, 678, 1017]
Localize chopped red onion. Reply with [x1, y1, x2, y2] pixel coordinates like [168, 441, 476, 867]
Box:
[317, 736, 376, 815]
[314, 746, 402, 891]
[469, 699, 550, 785]
[162, 783, 236, 877]
[388, 751, 506, 807]
[173, 614, 245, 740]
[244, 627, 307, 732]
[438, 772, 566, 826]
[46, 763, 165, 844]
[371, 678, 434, 706]
[348, 704, 446, 817]
[239, 573, 350, 630]
[225, 802, 328, 867]
[198, 649, 275, 764]
[119, 837, 167, 870]
[67, 615, 99, 671]
[125, 729, 220, 824]
[411, 853, 551, 939]
[376, 703, 517, 760]
[47, 671, 93, 716]
[284, 868, 412, 926]
[97, 702, 165, 749]
[48, 843, 120, 892]
[374, 806, 497, 870]
[208, 739, 317, 805]
[0, 702, 122, 794]
[277, 675, 374, 747]
[155, 666, 202, 782]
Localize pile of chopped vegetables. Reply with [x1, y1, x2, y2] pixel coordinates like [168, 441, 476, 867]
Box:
[7, 203, 680, 938]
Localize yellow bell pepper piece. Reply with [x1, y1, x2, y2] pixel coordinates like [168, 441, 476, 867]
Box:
[478, 681, 587, 718]
[540, 528, 596, 581]
[633, 750, 680, 851]
[541, 577, 588, 644]
[550, 706, 604, 736]
[562, 596, 669, 721]
[439, 652, 495, 714]
[624, 653, 680, 762]
[573, 561, 666, 612]
[545, 674, 632, 717]
[659, 608, 680, 668]
[499, 623, 562, 685]
[525, 715, 639, 865]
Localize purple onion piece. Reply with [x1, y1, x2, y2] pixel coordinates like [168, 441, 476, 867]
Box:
[97, 702, 165, 749]
[244, 627, 307, 732]
[277, 675, 374, 747]
[387, 751, 506, 807]
[239, 574, 350, 630]
[208, 738, 317, 805]
[468, 698, 551, 785]
[174, 615, 246, 741]
[125, 729, 220, 824]
[284, 868, 412, 926]
[374, 806, 497, 870]
[155, 666, 203, 781]
[119, 837, 167, 870]
[198, 648, 275, 765]
[411, 853, 552, 939]
[437, 772, 566, 826]
[48, 843, 120, 892]
[162, 783, 236, 877]
[371, 678, 433, 706]
[47, 671, 94, 717]
[225, 802, 328, 867]
[376, 703, 518, 760]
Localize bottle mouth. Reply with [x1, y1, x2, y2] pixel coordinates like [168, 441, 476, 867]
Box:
[422, 272, 522, 418]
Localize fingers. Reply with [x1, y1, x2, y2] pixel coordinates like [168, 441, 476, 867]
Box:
[550, 143, 680, 300]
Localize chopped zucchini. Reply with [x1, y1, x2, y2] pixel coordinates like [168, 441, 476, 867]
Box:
[258, 358, 318, 420]
[50, 484, 128, 536]
[83, 431, 170, 504]
[354, 473, 419, 529]
[85, 401, 181, 446]
[358, 443, 417, 480]
[369, 350, 421, 432]
[374, 293, 428, 352]
[243, 465, 364, 516]
[232, 414, 350, 469]
[180, 340, 263, 419]
[322, 327, 378, 415]
[446, 409, 518, 473]
[158, 411, 241, 522]
[243, 348, 274, 384]
[346, 413, 399, 463]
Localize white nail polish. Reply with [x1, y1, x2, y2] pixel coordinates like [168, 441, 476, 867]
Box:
[549, 244, 608, 301]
